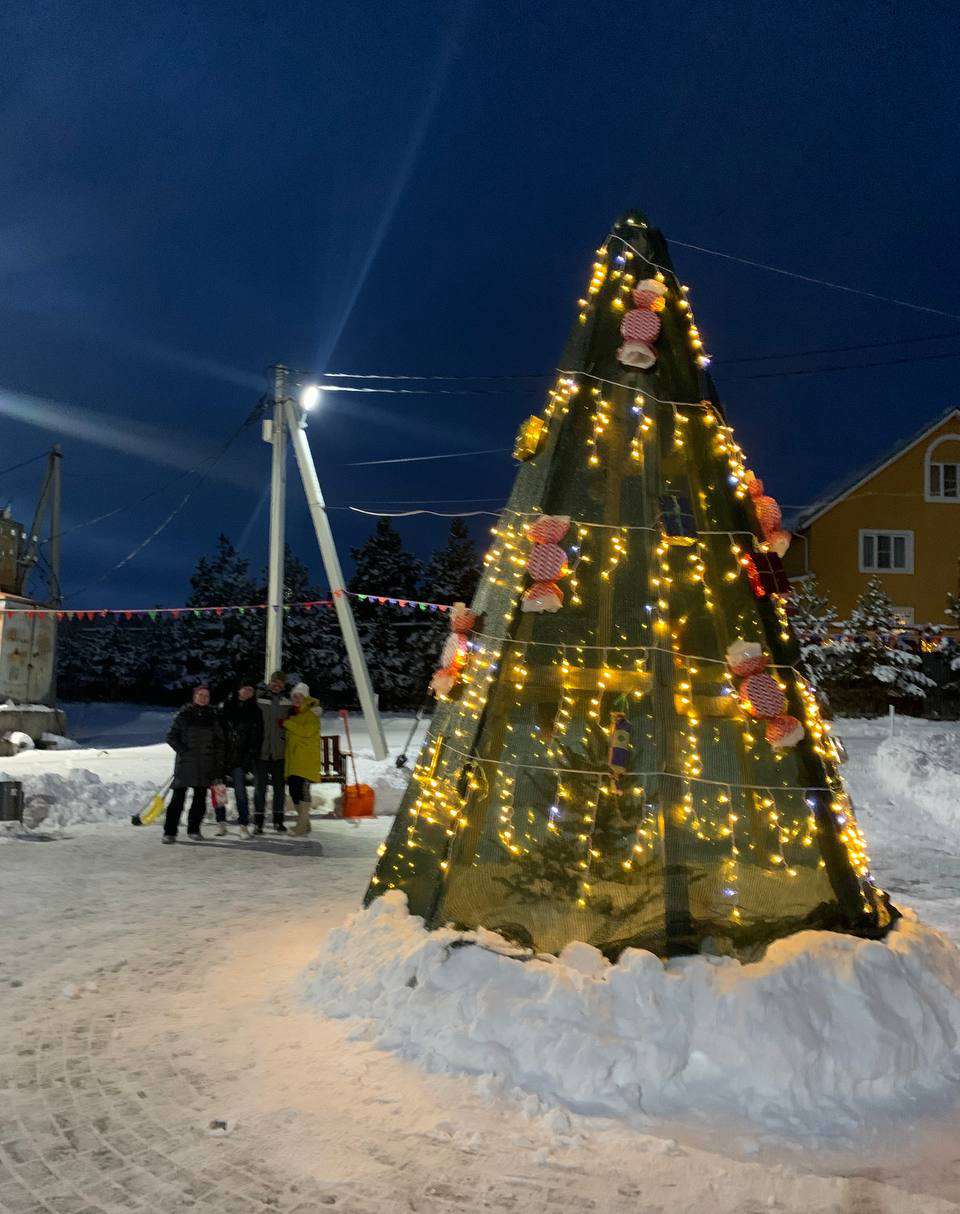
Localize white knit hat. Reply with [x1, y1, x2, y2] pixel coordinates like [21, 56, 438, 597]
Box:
[291, 682, 309, 698]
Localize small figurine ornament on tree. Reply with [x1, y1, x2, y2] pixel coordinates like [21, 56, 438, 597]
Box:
[367, 209, 896, 961]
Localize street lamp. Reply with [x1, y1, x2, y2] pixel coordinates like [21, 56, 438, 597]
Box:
[300, 383, 321, 411]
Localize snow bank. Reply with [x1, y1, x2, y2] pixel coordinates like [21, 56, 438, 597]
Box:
[306, 892, 960, 1133]
[875, 733, 960, 836]
[0, 767, 155, 828]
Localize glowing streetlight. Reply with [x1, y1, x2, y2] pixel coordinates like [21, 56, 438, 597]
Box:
[300, 383, 321, 411]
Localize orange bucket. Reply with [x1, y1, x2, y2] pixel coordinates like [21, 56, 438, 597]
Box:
[342, 783, 376, 818]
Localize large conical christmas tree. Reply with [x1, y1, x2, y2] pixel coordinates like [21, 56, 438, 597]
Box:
[365, 211, 897, 959]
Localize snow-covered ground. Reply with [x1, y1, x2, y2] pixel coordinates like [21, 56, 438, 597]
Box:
[1, 706, 427, 828]
[2, 708, 960, 1212]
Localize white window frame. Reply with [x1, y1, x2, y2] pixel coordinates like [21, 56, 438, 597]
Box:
[891, 606, 915, 626]
[924, 434, 960, 502]
[858, 529, 914, 574]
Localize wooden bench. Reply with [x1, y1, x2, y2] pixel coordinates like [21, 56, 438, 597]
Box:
[320, 735, 347, 786]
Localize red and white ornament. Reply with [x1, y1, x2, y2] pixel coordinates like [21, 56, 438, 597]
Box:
[632, 279, 668, 309]
[618, 279, 667, 371]
[738, 672, 787, 719]
[755, 496, 782, 535]
[765, 715, 804, 748]
[617, 342, 657, 369]
[526, 542, 567, 582]
[526, 515, 570, 545]
[725, 640, 768, 677]
[621, 309, 661, 344]
[429, 600, 475, 697]
[522, 581, 563, 613]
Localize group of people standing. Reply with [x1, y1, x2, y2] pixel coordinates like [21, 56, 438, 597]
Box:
[162, 671, 324, 843]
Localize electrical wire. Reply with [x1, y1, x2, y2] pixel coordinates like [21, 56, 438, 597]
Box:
[723, 347, 960, 381]
[666, 235, 960, 322]
[64, 408, 261, 599]
[44, 403, 264, 549]
[346, 447, 510, 467]
[322, 370, 548, 383]
[714, 329, 960, 366]
[0, 451, 49, 478]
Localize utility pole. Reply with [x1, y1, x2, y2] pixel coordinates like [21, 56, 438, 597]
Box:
[49, 445, 62, 607]
[264, 364, 287, 681]
[285, 400, 388, 760]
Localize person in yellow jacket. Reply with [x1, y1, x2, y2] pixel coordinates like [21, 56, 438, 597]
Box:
[281, 683, 322, 836]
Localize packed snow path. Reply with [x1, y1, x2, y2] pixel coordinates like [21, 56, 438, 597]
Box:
[3, 713, 960, 1212]
[2, 821, 960, 1213]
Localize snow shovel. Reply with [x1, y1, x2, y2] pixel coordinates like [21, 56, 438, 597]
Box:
[131, 778, 172, 826]
[338, 709, 375, 818]
[395, 697, 429, 768]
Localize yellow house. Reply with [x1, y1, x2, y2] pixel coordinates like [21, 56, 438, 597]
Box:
[786, 407, 960, 625]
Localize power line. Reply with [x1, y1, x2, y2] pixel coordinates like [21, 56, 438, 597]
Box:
[63, 408, 261, 599]
[45, 404, 263, 549]
[346, 447, 510, 467]
[666, 235, 960, 322]
[723, 347, 960, 382]
[322, 370, 548, 383]
[715, 329, 960, 366]
[0, 451, 49, 478]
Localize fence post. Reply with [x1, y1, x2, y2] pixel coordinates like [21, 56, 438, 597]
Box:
[888, 703, 896, 739]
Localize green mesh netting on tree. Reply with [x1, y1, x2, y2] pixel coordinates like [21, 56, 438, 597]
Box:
[364, 210, 897, 961]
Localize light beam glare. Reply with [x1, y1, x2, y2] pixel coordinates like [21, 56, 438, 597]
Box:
[314, 1, 477, 372]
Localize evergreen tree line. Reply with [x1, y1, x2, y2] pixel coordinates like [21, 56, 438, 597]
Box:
[792, 574, 960, 716]
[57, 518, 482, 708]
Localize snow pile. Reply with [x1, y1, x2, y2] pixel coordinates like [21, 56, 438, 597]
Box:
[875, 733, 960, 836]
[307, 892, 960, 1133]
[3, 730, 34, 751]
[38, 732, 81, 750]
[0, 767, 155, 828]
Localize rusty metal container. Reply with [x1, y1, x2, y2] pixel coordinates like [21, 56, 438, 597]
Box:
[0, 592, 56, 705]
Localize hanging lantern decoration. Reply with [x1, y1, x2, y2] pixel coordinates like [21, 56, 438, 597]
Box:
[726, 640, 804, 750]
[513, 415, 547, 462]
[745, 468, 793, 559]
[429, 601, 477, 697]
[618, 279, 668, 370]
[522, 515, 570, 614]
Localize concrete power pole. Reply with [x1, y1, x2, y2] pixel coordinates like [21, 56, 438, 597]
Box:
[264, 364, 287, 681]
[285, 400, 388, 760]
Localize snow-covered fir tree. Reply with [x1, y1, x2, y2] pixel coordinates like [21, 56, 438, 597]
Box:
[414, 518, 484, 691]
[180, 534, 263, 694]
[348, 517, 424, 708]
[839, 576, 935, 700]
[789, 576, 845, 689]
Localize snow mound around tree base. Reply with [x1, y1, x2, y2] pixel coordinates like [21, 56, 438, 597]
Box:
[306, 892, 960, 1134]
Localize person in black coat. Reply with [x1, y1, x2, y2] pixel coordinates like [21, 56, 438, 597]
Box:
[162, 685, 226, 843]
[221, 680, 264, 839]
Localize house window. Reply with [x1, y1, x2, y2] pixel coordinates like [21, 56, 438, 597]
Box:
[859, 529, 914, 574]
[929, 462, 960, 500]
[891, 606, 915, 626]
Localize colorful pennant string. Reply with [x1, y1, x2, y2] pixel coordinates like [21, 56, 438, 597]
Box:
[0, 590, 453, 621]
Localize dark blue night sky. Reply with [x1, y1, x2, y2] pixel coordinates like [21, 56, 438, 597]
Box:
[1, 1, 958, 606]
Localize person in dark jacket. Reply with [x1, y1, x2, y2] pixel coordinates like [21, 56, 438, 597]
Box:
[162, 685, 226, 843]
[254, 670, 291, 834]
[221, 680, 264, 840]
